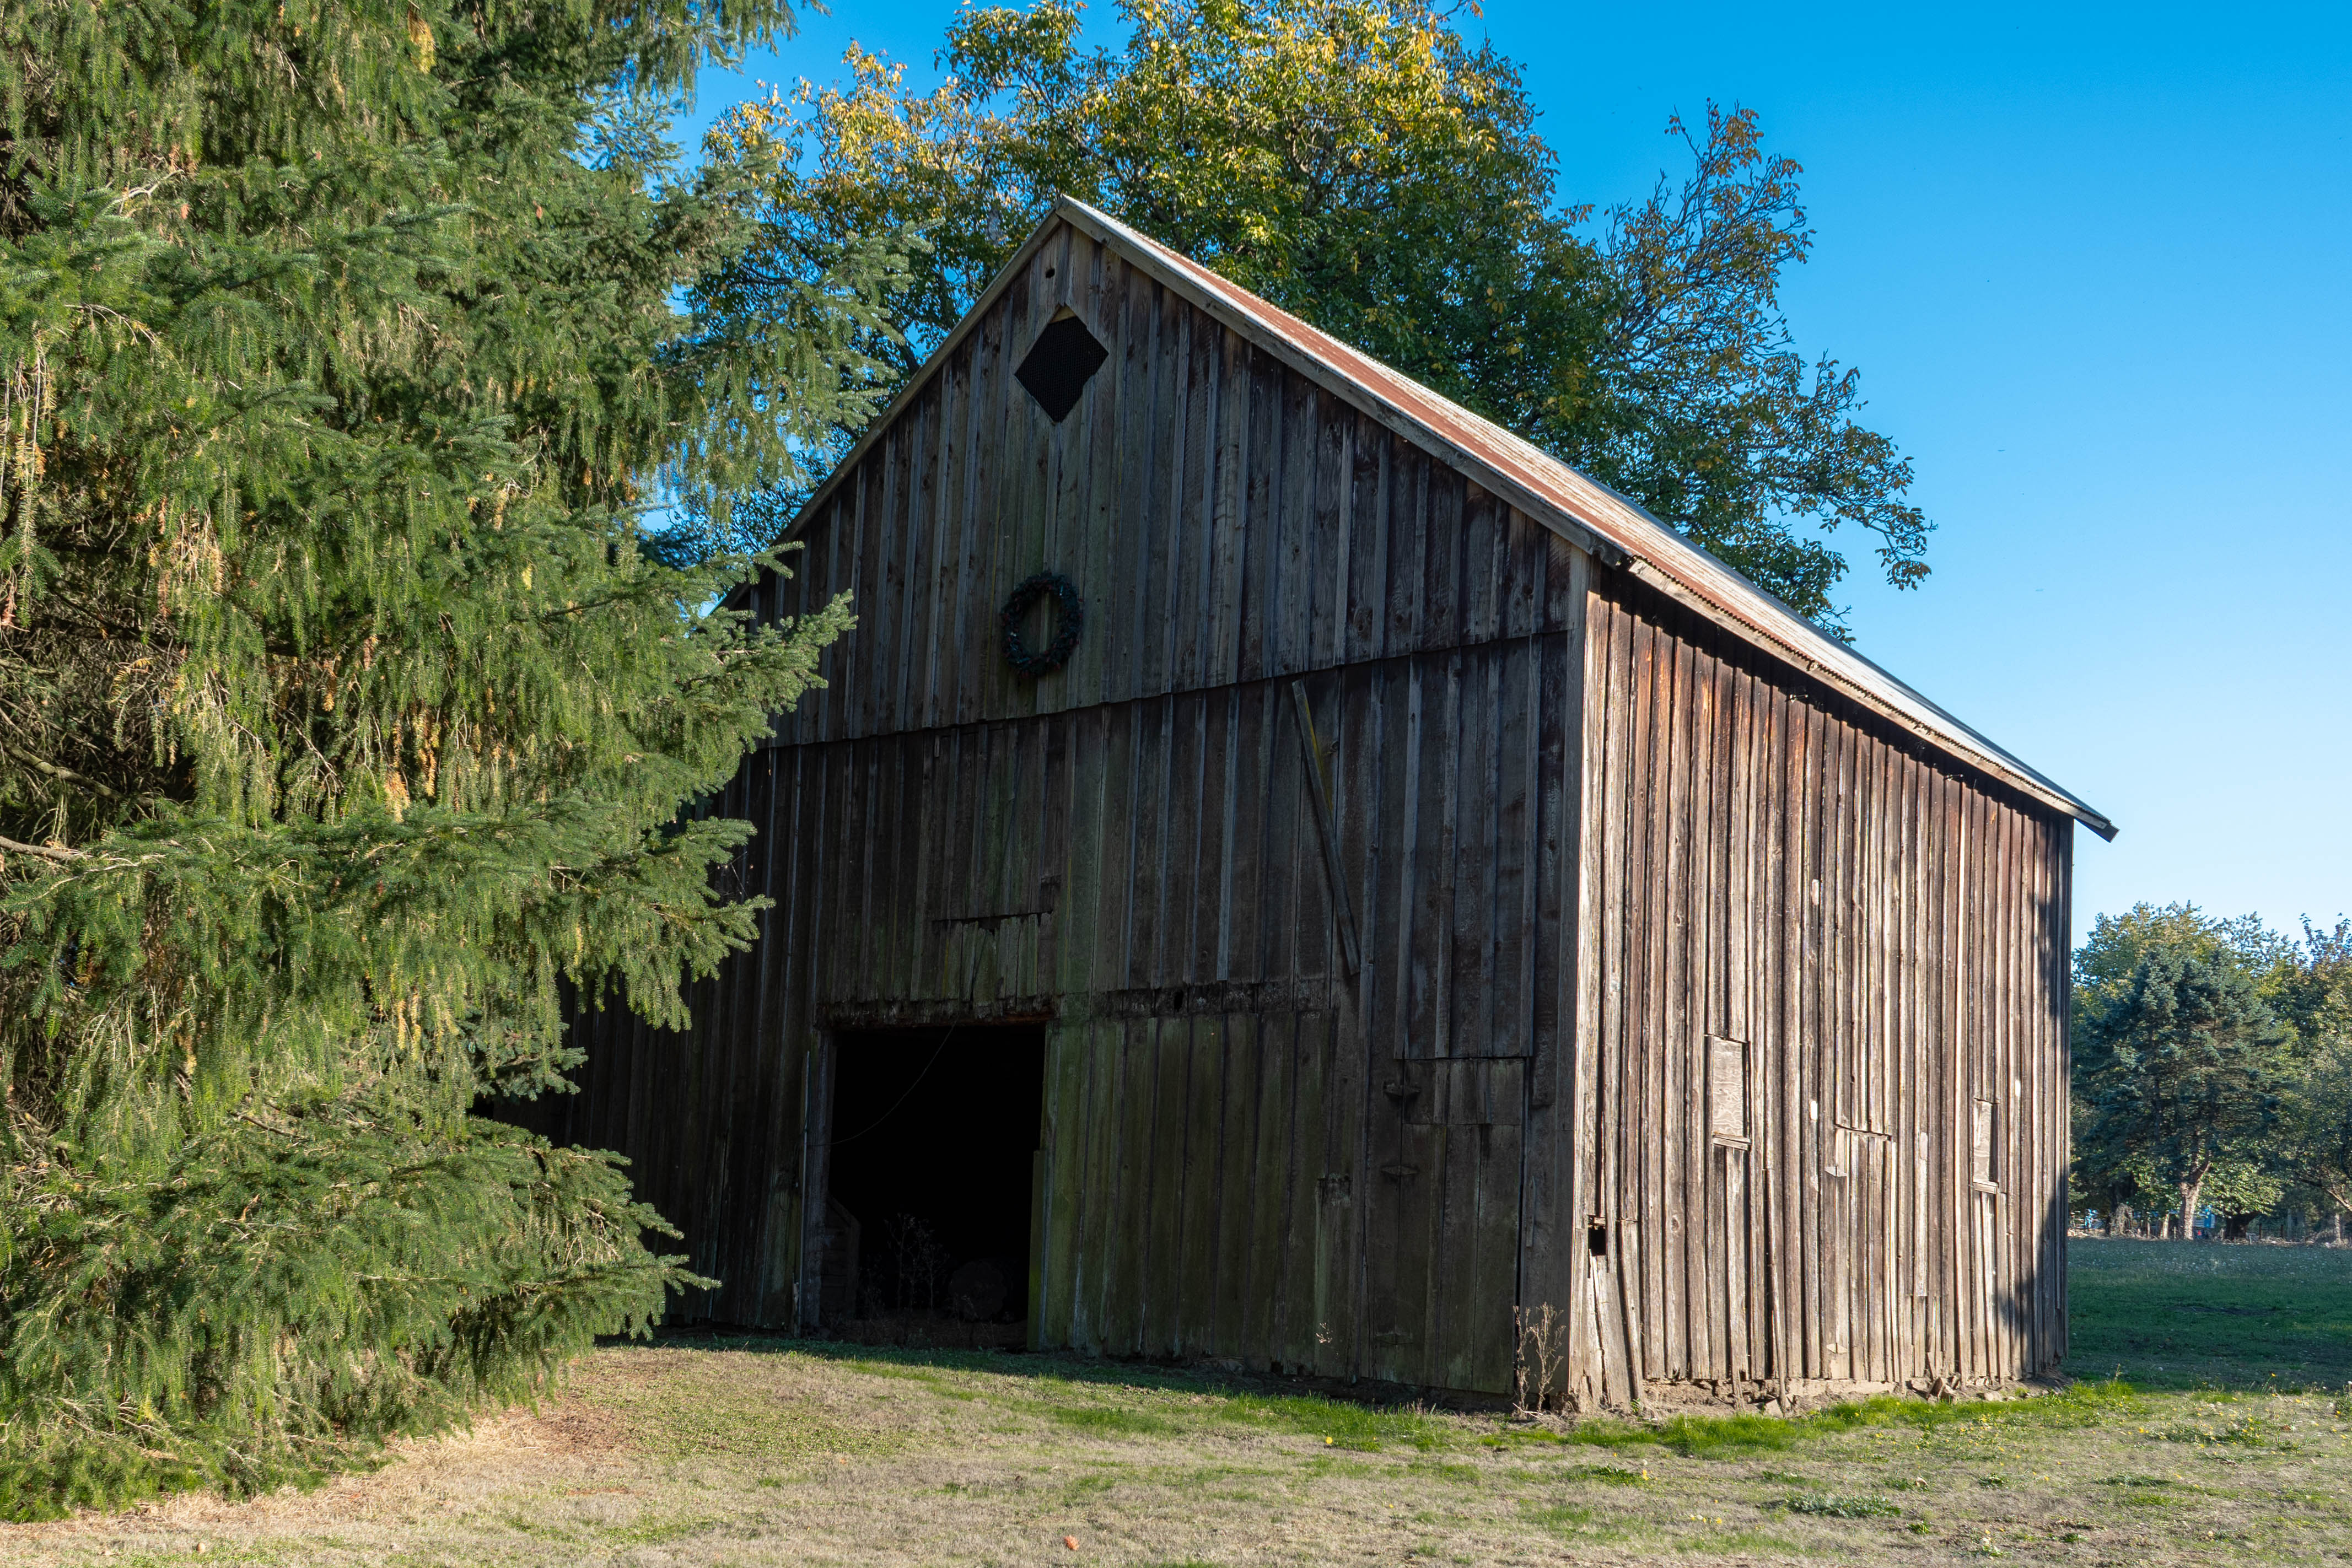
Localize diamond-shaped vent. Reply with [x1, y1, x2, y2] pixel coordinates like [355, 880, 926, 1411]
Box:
[1015, 312, 1109, 423]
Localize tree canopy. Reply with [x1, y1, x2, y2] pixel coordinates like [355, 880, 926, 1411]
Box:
[2072, 903, 2351, 1239]
[726, 0, 1932, 628]
[0, 0, 899, 1515]
[2075, 941, 2294, 1240]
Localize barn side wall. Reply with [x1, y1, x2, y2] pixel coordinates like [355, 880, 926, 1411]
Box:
[1559, 576, 2072, 1405]
[547, 219, 1594, 1395]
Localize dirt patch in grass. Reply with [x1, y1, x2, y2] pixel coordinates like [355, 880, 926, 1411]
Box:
[5, 1242, 2351, 1565]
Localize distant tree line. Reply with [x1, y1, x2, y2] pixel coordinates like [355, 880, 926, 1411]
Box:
[2073, 903, 2352, 1242]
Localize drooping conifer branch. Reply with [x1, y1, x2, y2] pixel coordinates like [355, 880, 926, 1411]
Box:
[0, 0, 907, 1517]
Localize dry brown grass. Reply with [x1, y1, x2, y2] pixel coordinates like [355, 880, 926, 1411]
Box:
[1, 1341, 2346, 1567]
[5, 1242, 2351, 1566]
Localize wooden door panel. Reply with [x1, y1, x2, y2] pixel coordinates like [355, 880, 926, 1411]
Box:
[1362, 1058, 1525, 1393]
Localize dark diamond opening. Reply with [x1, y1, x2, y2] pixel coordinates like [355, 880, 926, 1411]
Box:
[1014, 312, 1109, 423]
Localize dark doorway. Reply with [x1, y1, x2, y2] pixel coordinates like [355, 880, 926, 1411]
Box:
[825, 1025, 1046, 1345]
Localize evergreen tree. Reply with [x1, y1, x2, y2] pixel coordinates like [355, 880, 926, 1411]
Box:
[2075, 946, 2295, 1241]
[0, 0, 900, 1515]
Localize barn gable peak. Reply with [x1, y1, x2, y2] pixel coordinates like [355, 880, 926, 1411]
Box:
[788, 198, 2113, 841]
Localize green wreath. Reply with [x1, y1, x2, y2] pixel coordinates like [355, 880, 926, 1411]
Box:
[1000, 572, 1085, 676]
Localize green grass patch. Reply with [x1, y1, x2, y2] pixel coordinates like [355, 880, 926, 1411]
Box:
[1801, 1379, 2143, 1436]
[1783, 1490, 1902, 1517]
[1657, 1413, 1805, 1457]
[1205, 1389, 1448, 1452]
[2067, 1240, 2352, 1391]
[849, 1360, 982, 1399]
[1564, 1412, 1797, 1458]
[1406, 1459, 1482, 1484]
[1545, 1377, 2143, 1463]
[848, 1359, 934, 1381]
[1051, 1405, 1177, 1437]
[1563, 1463, 1650, 1485]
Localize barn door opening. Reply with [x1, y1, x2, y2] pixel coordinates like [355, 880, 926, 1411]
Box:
[823, 1025, 1046, 1347]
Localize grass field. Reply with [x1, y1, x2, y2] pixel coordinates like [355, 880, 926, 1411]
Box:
[6, 1239, 2350, 1566]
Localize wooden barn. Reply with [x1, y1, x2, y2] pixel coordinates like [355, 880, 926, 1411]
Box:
[542, 198, 2115, 1408]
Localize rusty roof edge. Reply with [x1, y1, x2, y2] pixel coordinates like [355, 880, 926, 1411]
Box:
[1058, 196, 2117, 842]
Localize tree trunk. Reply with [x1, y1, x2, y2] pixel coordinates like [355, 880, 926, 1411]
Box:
[2179, 1179, 2205, 1242]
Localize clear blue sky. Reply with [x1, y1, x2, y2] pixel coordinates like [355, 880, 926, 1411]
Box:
[690, 1, 2352, 944]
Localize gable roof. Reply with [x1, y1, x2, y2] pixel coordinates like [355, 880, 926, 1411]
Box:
[791, 197, 2115, 841]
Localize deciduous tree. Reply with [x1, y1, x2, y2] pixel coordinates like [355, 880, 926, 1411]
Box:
[2276, 922, 2352, 1235]
[728, 0, 1930, 628]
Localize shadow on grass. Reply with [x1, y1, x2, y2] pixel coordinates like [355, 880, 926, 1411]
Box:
[625, 1238, 2348, 1458]
[617, 1330, 1455, 1451]
[619, 1329, 2158, 1461]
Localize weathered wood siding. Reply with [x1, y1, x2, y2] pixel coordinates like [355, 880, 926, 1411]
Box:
[756, 221, 1576, 741]
[554, 223, 1590, 1394]
[1557, 579, 2071, 1402]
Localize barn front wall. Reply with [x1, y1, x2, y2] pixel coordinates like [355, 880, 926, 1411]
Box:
[555, 218, 1593, 1396]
